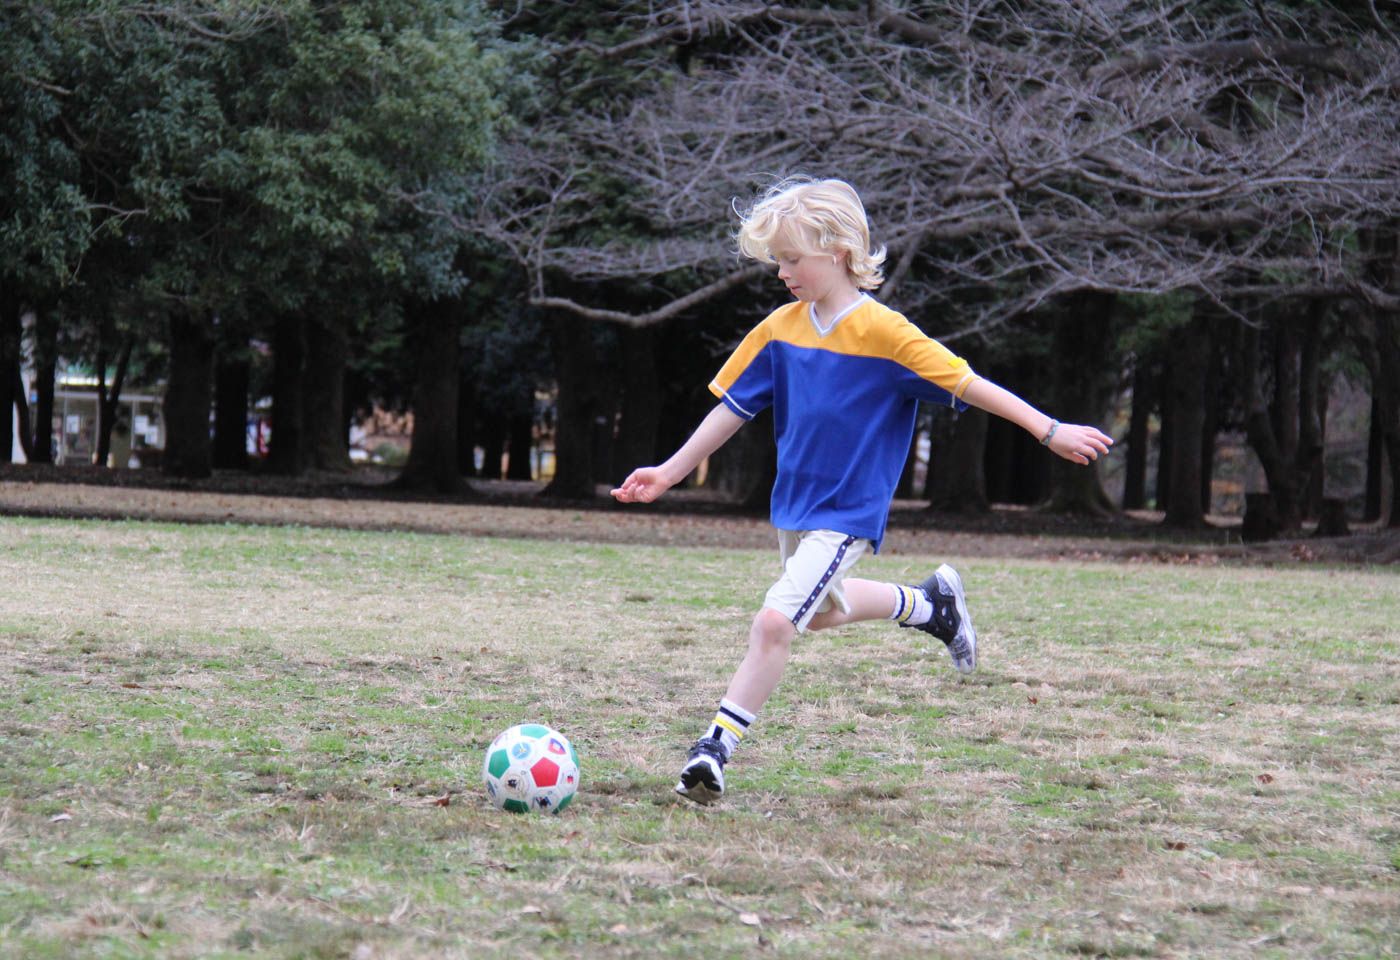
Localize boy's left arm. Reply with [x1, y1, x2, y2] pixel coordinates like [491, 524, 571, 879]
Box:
[960, 378, 1113, 465]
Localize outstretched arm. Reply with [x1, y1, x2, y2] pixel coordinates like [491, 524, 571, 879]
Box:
[611, 403, 746, 503]
[961, 379, 1113, 464]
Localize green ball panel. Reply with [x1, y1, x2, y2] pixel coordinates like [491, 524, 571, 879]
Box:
[519, 724, 551, 739]
[487, 749, 511, 779]
[502, 798, 529, 814]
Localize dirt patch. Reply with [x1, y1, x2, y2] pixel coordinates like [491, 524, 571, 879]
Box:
[1, 463, 1395, 565]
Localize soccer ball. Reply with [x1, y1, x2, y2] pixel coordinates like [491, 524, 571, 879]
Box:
[482, 723, 580, 814]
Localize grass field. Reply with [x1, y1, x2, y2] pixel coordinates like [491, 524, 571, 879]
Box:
[0, 514, 1396, 959]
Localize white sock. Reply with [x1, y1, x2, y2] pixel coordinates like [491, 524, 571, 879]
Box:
[707, 698, 755, 760]
[888, 583, 934, 626]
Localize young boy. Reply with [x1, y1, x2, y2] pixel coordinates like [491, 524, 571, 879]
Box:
[611, 177, 1113, 804]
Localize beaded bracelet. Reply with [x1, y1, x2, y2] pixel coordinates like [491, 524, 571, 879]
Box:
[1040, 419, 1059, 446]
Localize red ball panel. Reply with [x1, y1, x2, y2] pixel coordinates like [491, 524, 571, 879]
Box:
[530, 757, 560, 788]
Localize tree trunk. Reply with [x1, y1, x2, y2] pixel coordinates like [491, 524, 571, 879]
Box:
[614, 325, 662, 485]
[11, 368, 33, 462]
[542, 313, 600, 500]
[927, 407, 989, 512]
[1198, 419, 1217, 518]
[95, 335, 133, 467]
[1364, 394, 1383, 523]
[1161, 305, 1212, 528]
[267, 316, 307, 476]
[213, 345, 250, 471]
[397, 296, 466, 494]
[31, 304, 57, 464]
[1388, 426, 1400, 529]
[162, 311, 215, 479]
[479, 417, 505, 480]
[506, 412, 535, 480]
[984, 410, 1044, 505]
[1313, 498, 1349, 538]
[1044, 293, 1118, 515]
[303, 316, 352, 472]
[1268, 314, 1306, 531]
[1199, 332, 1227, 514]
[1357, 227, 1399, 527]
[1351, 312, 1400, 527]
[1154, 362, 1173, 512]
[982, 355, 1045, 505]
[0, 291, 18, 464]
[1121, 359, 1154, 510]
[1240, 309, 1317, 535]
[1297, 303, 1326, 520]
[1241, 492, 1279, 543]
[457, 368, 478, 477]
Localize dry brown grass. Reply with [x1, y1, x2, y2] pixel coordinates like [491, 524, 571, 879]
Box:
[0, 498, 1396, 959]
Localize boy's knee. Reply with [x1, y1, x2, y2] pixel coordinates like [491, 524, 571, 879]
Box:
[750, 607, 796, 652]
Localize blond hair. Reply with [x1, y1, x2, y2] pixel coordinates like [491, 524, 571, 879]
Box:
[734, 177, 886, 290]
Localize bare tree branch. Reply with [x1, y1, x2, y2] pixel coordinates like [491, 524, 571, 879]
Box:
[482, 0, 1400, 331]
[530, 263, 769, 326]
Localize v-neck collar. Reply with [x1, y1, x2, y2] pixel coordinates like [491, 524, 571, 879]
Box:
[808, 294, 870, 337]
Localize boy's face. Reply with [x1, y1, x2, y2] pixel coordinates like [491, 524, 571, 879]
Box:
[772, 246, 850, 304]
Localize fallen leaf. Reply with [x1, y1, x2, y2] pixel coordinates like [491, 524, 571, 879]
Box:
[520, 905, 543, 916]
[50, 812, 72, 823]
[1165, 841, 1188, 851]
[609, 923, 628, 934]
[739, 912, 761, 926]
[1257, 773, 1275, 784]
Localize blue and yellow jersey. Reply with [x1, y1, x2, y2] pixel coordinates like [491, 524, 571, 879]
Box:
[710, 296, 978, 551]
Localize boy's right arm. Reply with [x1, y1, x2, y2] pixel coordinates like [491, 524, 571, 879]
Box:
[961, 378, 1113, 464]
[611, 403, 745, 503]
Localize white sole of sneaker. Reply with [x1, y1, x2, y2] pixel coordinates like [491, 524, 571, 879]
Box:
[936, 563, 978, 673]
[675, 781, 722, 805]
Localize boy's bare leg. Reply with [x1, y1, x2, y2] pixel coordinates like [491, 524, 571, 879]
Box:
[723, 607, 800, 714]
[813, 573, 978, 672]
[677, 607, 795, 804]
[725, 579, 899, 712]
[805, 578, 899, 631]
[679, 576, 954, 804]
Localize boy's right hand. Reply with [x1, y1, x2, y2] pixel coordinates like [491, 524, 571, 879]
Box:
[610, 467, 673, 503]
[1046, 422, 1114, 465]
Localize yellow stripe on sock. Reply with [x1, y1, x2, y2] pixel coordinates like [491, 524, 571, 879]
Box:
[712, 715, 745, 739]
[895, 585, 916, 623]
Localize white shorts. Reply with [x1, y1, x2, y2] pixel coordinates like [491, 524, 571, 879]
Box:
[763, 529, 871, 633]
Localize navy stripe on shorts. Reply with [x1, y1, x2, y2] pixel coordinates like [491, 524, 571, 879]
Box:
[790, 534, 857, 626]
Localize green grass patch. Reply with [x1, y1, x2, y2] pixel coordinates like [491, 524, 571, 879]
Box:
[0, 515, 1396, 958]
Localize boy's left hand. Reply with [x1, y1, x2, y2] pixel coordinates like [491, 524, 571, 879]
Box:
[1048, 423, 1114, 465]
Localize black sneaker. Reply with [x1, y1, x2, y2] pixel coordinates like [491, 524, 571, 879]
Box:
[675, 737, 726, 805]
[903, 563, 978, 673]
